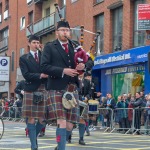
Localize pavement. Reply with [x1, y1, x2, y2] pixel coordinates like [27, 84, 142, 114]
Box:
[0, 120, 150, 150]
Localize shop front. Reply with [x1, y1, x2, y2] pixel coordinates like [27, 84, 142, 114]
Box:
[93, 46, 150, 100]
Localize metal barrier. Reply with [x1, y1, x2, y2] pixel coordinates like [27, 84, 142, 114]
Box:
[0, 106, 24, 122]
[97, 107, 150, 135]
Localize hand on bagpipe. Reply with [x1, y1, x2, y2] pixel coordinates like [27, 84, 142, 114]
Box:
[64, 36, 89, 74]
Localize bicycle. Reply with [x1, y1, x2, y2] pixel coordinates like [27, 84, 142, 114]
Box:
[0, 116, 4, 139]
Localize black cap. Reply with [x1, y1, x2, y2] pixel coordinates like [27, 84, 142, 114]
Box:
[28, 35, 40, 42]
[57, 21, 70, 29]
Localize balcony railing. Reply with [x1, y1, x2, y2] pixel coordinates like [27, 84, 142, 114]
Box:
[26, 13, 55, 37]
[0, 37, 8, 52]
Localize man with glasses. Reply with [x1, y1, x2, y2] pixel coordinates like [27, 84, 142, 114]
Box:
[41, 20, 85, 150]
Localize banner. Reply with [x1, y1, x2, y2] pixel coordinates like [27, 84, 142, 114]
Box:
[0, 56, 10, 81]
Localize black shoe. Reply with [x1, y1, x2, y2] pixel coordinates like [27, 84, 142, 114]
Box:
[32, 148, 38, 150]
[86, 132, 90, 136]
[79, 140, 86, 145]
[54, 146, 58, 150]
[38, 132, 45, 137]
[68, 139, 71, 143]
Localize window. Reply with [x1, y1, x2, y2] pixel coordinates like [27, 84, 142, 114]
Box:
[71, 26, 80, 42]
[20, 48, 24, 56]
[11, 51, 14, 71]
[20, 16, 25, 30]
[112, 7, 123, 51]
[133, 0, 145, 47]
[0, 3, 2, 23]
[0, 28, 9, 41]
[95, 13, 104, 55]
[28, 11, 33, 24]
[71, 0, 78, 3]
[27, 0, 32, 4]
[5, 0, 9, 10]
[95, 0, 104, 4]
[45, 7, 50, 16]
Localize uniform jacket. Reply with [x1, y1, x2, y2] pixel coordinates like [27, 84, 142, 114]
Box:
[19, 51, 47, 92]
[41, 39, 79, 90]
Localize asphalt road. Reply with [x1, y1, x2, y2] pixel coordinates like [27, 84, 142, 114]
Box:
[0, 120, 150, 150]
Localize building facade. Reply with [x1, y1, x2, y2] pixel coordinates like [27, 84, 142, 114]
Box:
[66, 0, 150, 98]
[0, 0, 65, 98]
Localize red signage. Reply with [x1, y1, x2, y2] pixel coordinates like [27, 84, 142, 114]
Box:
[137, 4, 150, 30]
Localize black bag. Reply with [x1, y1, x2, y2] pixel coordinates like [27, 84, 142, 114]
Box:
[33, 92, 44, 104]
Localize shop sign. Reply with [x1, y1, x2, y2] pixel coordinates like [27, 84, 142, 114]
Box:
[93, 45, 150, 69]
[105, 65, 145, 75]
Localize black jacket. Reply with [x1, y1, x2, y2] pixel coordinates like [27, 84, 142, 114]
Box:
[41, 39, 79, 90]
[19, 51, 47, 92]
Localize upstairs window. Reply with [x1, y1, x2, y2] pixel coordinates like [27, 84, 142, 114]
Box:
[112, 6, 123, 51]
[20, 16, 25, 30]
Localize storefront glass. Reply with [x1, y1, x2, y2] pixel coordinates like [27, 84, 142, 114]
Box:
[111, 65, 144, 100]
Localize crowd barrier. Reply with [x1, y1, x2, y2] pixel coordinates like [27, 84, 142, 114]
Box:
[1, 106, 150, 135]
[0, 106, 24, 122]
[97, 107, 150, 135]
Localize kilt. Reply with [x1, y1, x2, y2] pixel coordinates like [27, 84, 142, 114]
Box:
[22, 84, 47, 119]
[47, 90, 80, 124]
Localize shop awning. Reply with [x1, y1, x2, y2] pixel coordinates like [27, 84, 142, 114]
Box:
[93, 45, 150, 70]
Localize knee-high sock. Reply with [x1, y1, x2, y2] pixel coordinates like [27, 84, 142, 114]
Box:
[66, 130, 72, 141]
[79, 123, 85, 141]
[27, 123, 37, 149]
[36, 121, 44, 137]
[56, 128, 66, 150]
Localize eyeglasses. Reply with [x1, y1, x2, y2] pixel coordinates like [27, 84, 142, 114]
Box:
[57, 29, 71, 32]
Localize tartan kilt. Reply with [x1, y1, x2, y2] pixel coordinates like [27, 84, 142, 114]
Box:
[22, 84, 47, 119]
[47, 90, 80, 124]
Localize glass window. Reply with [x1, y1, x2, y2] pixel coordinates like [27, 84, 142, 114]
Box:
[20, 16, 25, 30]
[28, 11, 33, 25]
[95, 13, 104, 55]
[112, 7, 123, 51]
[20, 48, 24, 56]
[71, 0, 78, 3]
[71, 26, 80, 42]
[95, 0, 104, 3]
[112, 65, 145, 98]
[133, 0, 145, 47]
[45, 7, 50, 16]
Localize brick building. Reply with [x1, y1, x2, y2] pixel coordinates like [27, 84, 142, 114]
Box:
[0, 0, 64, 98]
[0, 0, 150, 98]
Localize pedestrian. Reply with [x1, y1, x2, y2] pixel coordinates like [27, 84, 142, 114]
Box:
[41, 20, 85, 150]
[19, 35, 48, 150]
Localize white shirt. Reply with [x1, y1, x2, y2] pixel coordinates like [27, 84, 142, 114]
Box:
[58, 40, 68, 51]
[30, 50, 39, 59]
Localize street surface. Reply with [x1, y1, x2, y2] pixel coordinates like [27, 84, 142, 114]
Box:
[0, 120, 150, 150]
